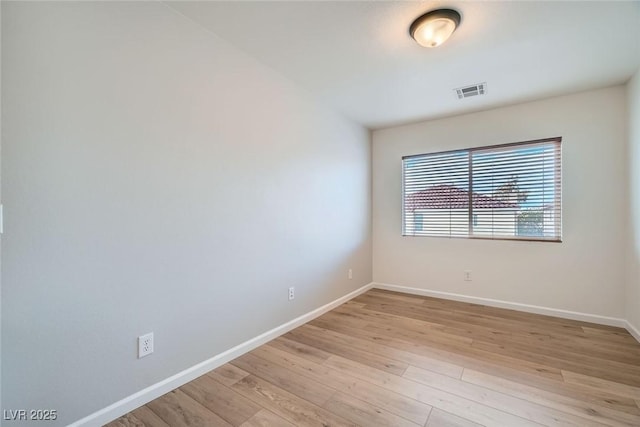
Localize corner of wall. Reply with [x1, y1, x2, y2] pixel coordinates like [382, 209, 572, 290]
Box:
[1, 0, 4, 412]
[627, 68, 640, 338]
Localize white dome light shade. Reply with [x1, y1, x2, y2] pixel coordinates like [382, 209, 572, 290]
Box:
[410, 9, 461, 48]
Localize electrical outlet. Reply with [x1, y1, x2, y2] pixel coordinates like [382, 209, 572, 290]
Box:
[464, 271, 472, 281]
[288, 287, 295, 301]
[348, 269, 353, 280]
[138, 332, 154, 358]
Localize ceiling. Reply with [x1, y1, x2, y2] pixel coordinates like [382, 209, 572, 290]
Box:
[166, 1, 640, 129]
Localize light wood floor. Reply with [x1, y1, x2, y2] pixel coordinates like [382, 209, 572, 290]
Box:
[107, 289, 640, 427]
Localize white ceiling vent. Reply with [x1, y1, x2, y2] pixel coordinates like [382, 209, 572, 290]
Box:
[455, 83, 487, 99]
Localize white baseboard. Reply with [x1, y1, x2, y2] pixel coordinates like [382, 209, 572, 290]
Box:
[373, 282, 627, 328]
[626, 320, 640, 343]
[70, 282, 374, 427]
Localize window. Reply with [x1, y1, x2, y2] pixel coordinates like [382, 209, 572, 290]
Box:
[402, 137, 561, 242]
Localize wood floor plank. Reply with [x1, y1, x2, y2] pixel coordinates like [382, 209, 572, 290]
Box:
[354, 293, 451, 317]
[363, 292, 639, 354]
[366, 290, 631, 337]
[357, 301, 640, 366]
[207, 364, 250, 387]
[104, 406, 171, 427]
[323, 392, 422, 427]
[301, 321, 423, 371]
[377, 301, 640, 365]
[443, 311, 636, 355]
[134, 407, 172, 427]
[230, 375, 355, 427]
[232, 351, 336, 406]
[465, 328, 640, 369]
[335, 298, 640, 416]
[180, 374, 262, 426]
[357, 315, 640, 415]
[403, 365, 610, 427]
[111, 290, 640, 427]
[412, 293, 617, 334]
[562, 371, 640, 400]
[323, 354, 541, 427]
[366, 297, 628, 351]
[366, 289, 426, 304]
[146, 390, 232, 427]
[426, 408, 483, 427]
[581, 326, 640, 345]
[340, 300, 367, 309]
[473, 340, 640, 387]
[338, 303, 475, 348]
[318, 312, 574, 390]
[252, 343, 433, 425]
[358, 305, 499, 349]
[326, 306, 475, 347]
[269, 336, 332, 364]
[285, 324, 409, 376]
[315, 311, 550, 381]
[462, 368, 640, 427]
[363, 322, 564, 381]
[377, 292, 585, 335]
[238, 409, 296, 427]
[313, 309, 371, 329]
[309, 315, 464, 378]
[464, 366, 640, 416]
[463, 304, 621, 333]
[105, 414, 139, 427]
[342, 301, 517, 342]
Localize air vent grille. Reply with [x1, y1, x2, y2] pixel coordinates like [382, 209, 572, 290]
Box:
[455, 83, 487, 99]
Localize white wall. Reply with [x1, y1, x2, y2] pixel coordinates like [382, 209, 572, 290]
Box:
[1, 2, 371, 425]
[628, 69, 640, 334]
[373, 87, 627, 318]
[0, 0, 3, 413]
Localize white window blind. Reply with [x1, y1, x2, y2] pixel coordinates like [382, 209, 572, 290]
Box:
[402, 137, 562, 242]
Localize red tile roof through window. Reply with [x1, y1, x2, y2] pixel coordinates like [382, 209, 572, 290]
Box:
[405, 184, 518, 211]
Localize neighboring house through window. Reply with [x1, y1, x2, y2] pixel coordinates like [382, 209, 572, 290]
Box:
[402, 137, 562, 242]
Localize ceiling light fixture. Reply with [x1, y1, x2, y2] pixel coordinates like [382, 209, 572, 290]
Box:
[410, 9, 461, 48]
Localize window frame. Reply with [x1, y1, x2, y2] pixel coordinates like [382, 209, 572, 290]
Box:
[401, 137, 562, 243]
